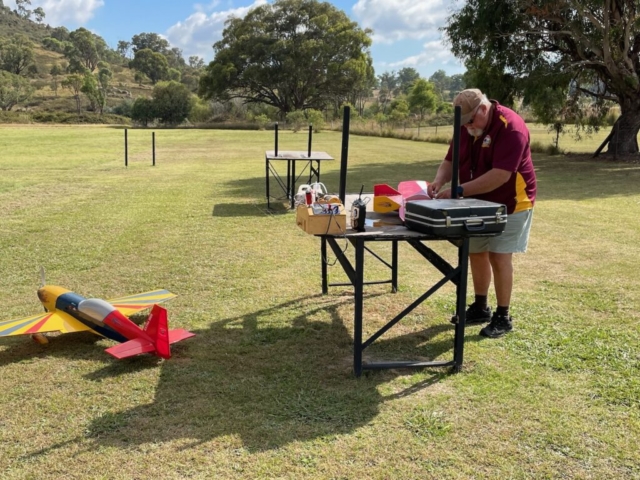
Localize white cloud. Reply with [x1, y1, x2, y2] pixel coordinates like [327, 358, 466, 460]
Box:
[387, 40, 459, 68]
[165, 0, 267, 61]
[353, 0, 449, 44]
[4, 0, 104, 26]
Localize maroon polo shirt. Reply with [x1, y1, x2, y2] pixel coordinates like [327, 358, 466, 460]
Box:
[445, 101, 537, 214]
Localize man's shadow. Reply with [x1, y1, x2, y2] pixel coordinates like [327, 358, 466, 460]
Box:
[84, 293, 460, 452]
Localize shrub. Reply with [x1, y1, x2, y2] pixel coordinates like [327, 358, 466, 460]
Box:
[253, 114, 270, 130]
[306, 109, 325, 133]
[111, 99, 133, 117]
[286, 110, 306, 132]
[530, 140, 564, 155]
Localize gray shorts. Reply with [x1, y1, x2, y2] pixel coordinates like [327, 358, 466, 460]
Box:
[469, 209, 533, 254]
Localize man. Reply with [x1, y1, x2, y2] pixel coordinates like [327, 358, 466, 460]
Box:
[427, 89, 536, 338]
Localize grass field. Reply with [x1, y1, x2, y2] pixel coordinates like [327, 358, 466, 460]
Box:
[0, 125, 639, 479]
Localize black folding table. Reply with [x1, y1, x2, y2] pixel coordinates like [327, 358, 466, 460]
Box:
[265, 150, 334, 209]
[319, 198, 500, 377]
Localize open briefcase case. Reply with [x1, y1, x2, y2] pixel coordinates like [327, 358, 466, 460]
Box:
[404, 199, 507, 237]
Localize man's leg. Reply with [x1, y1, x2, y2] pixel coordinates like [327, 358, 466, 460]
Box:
[489, 252, 513, 307]
[469, 252, 492, 296]
[480, 252, 514, 338]
[466, 251, 493, 324]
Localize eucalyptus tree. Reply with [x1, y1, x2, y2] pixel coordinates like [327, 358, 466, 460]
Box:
[198, 0, 374, 116]
[446, 0, 640, 155]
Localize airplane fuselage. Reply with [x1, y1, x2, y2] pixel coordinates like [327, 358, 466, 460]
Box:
[37, 285, 129, 343]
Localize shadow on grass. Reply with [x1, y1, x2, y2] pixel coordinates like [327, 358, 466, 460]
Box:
[212, 202, 288, 217]
[84, 294, 460, 452]
[223, 153, 640, 204]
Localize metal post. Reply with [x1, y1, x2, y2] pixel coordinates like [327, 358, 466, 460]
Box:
[308, 124, 313, 157]
[339, 106, 350, 205]
[321, 237, 328, 294]
[124, 129, 128, 168]
[152, 132, 156, 166]
[354, 237, 365, 377]
[453, 238, 470, 371]
[274, 122, 279, 157]
[451, 106, 461, 198]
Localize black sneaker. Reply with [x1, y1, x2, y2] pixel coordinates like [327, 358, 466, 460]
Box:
[465, 303, 492, 325]
[480, 314, 513, 338]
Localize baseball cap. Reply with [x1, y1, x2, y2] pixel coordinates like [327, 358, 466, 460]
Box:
[453, 88, 484, 125]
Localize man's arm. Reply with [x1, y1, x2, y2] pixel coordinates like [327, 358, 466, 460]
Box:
[436, 168, 511, 199]
[428, 160, 453, 197]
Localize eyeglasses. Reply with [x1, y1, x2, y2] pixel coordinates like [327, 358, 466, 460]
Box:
[466, 104, 481, 125]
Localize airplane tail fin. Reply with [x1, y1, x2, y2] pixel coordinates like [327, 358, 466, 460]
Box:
[105, 305, 195, 360]
[373, 184, 403, 213]
[143, 305, 195, 359]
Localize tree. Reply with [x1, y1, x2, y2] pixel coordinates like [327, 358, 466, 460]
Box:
[50, 27, 70, 42]
[81, 67, 112, 114]
[81, 73, 100, 112]
[0, 70, 34, 110]
[449, 74, 466, 98]
[42, 37, 66, 54]
[445, 0, 640, 156]
[62, 74, 83, 114]
[152, 81, 191, 125]
[50, 64, 63, 97]
[168, 68, 181, 82]
[377, 71, 397, 113]
[131, 97, 156, 126]
[396, 67, 420, 95]
[14, 0, 31, 19]
[131, 33, 170, 54]
[408, 79, 437, 121]
[188, 56, 204, 69]
[130, 48, 169, 84]
[117, 40, 131, 59]
[33, 6, 44, 23]
[0, 35, 35, 75]
[428, 69, 450, 98]
[388, 97, 410, 128]
[165, 47, 185, 69]
[199, 0, 374, 116]
[68, 28, 100, 72]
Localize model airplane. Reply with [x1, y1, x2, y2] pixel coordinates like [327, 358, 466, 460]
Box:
[373, 180, 431, 220]
[0, 282, 194, 360]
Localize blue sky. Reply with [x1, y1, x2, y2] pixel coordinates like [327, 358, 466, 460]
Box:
[5, 0, 465, 79]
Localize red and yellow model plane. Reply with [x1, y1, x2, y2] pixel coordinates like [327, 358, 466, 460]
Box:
[373, 180, 432, 220]
[0, 282, 194, 360]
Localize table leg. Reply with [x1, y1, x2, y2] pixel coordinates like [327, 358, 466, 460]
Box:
[290, 160, 296, 209]
[453, 238, 470, 371]
[265, 157, 270, 209]
[391, 240, 398, 293]
[321, 237, 328, 294]
[354, 237, 365, 377]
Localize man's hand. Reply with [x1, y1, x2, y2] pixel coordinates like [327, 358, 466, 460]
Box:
[428, 181, 442, 198]
[436, 188, 452, 199]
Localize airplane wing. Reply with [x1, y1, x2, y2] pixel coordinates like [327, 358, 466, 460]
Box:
[0, 310, 92, 337]
[107, 289, 176, 317]
[105, 338, 155, 359]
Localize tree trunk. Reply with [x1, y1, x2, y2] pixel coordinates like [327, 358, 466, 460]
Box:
[606, 102, 640, 156]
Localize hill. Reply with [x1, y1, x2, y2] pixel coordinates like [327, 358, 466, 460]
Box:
[0, 4, 195, 124]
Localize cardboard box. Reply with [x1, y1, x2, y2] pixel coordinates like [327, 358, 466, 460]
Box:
[296, 203, 346, 235]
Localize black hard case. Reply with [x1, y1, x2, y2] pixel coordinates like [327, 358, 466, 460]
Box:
[404, 199, 507, 237]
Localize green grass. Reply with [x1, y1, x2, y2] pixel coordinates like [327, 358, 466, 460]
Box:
[0, 125, 639, 479]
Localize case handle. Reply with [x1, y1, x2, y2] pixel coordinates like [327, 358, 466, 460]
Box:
[464, 219, 485, 232]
